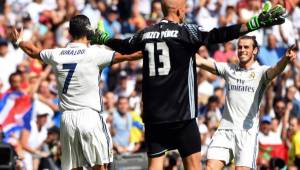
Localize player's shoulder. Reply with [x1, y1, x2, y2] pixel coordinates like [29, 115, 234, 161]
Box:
[252, 62, 270, 71]
[182, 23, 205, 33]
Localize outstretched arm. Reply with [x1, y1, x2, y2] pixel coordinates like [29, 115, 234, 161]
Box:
[266, 44, 297, 80]
[10, 28, 42, 61]
[195, 54, 218, 75]
[112, 51, 143, 64]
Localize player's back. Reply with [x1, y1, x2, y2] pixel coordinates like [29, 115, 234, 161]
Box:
[40, 43, 114, 112]
[139, 20, 202, 124]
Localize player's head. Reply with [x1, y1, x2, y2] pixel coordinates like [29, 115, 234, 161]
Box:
[69, 15, 93, 40]
[237, 36, 259, 64]
[161, 0, 186, 23]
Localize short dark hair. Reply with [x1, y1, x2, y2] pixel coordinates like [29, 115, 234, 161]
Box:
[8, 72, 21, 85]
[69, 15, 93, 39]
[238, 36, 259, 59]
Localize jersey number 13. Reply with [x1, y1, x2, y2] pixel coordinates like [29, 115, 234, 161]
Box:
[145, 42, 170, 76]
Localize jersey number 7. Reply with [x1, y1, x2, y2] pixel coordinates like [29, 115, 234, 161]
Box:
[62, 63, 77, 94]
[145, 42, 171, 76]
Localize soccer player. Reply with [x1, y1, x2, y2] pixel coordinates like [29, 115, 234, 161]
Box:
[196, 36, 297, 170]
[9, 15, 142, 170]
[90, 0, 286, 169]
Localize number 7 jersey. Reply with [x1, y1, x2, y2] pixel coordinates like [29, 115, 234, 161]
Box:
[115, 20, 243, 124]
[40, 43, 115, 112]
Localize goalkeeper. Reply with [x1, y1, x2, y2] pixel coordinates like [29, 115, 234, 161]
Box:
[91, 1, 286, 170]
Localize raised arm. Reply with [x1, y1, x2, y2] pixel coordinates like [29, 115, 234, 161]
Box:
[112, 51, 143, 64]
[10, 28, 42, 61]
[266, 44, 297, 80]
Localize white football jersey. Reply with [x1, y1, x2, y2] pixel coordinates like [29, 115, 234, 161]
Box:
[40, 43, 115, 112]
[214, 62, 270, 131]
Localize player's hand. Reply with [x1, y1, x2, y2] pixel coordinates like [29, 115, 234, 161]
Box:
[9, 27, 23, 44]
[285, 44, 297, 62]
[90, 19, 110, 45]
[247, 1, 286, 31]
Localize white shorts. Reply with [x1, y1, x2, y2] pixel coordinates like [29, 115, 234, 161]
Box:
[60, 109, 113, 170]
[206, 129, 258, 169]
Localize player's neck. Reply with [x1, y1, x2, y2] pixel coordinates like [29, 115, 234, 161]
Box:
[71, 37, 89, 46]
[239, 60, 255, 69]
[164, 14, 180, 23]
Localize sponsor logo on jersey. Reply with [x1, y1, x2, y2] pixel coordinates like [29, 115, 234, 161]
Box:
[226, 78, 255, 92]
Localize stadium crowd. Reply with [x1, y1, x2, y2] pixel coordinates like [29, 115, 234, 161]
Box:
[0, 0, 300, 169]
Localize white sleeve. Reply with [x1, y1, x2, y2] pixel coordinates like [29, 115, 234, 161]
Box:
[40, 49, 54, 64]
[92, 46, 115, 68]
[214, 62, 229, 78]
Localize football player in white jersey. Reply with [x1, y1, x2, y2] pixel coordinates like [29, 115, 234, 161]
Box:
[196, 36, 297, 170]
[10, 15, 142, 170]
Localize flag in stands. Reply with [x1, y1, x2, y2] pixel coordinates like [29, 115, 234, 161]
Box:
[0, 91, 33, 141]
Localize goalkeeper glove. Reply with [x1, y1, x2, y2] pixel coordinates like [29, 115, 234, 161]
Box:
[90, 19, 110, 45]
[247, 1, 286, 31]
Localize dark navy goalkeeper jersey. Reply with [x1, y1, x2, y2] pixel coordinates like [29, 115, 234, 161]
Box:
[106, 19, 243, 124]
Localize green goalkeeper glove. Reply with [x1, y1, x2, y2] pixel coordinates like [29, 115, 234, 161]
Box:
[90, 19, 110, 45]
[247, 1, 286, 31]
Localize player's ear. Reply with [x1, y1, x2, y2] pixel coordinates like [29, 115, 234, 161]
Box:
[253, 47, 258, 55]
[177, 10, 180, 17]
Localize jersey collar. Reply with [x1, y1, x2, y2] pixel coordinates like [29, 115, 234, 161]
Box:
[237, 61, 260, 71]
[66, 42, 88, 48]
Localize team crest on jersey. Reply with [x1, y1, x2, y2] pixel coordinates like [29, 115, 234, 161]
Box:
[250, 72, 255, 79]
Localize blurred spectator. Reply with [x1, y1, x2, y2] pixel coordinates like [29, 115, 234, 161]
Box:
[238, 0, 264, 45]
[103, 91, 117, 127]
[289, 117, 300, 168]
[197, 115, 209, 157]
[285, 85, 300, 117]
[20, 111, 49, 170]
[38, 126, 60, 170]
[129, 110, 144, 152]
[81, 0, 104, 29]
[219, 2, 238, 26]
[258, 115, 287, 167]
[129, 3, 147, 31]
[23, 0, 48, 24]
[269, 157, 287, 170]
[267, 17, 297, 47]
[163, 151, 182, 170]
[148, 0, 163, 24]
[198, 95, 222, 123]
[195, 0, 220, 31]
[257, 33, 286, 66]
[213, 41, 236, 62]
[0, 39, 23, 92]
[128, 78, 142, 113]
[111, 96, 133, 154]
[137, 0, 151, 17]
[197, 69, 214, 105]
[103, 6, 122, 38]
[114, 71, 133, 98]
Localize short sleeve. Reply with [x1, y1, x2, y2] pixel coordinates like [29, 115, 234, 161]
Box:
[92, 46, 115, 67]
[214, 62, 229, 77]
[40, 49, 54, 64]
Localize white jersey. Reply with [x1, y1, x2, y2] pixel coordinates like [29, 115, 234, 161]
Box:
[40, 43, 115, 112]
[214, 62, 270, 131]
